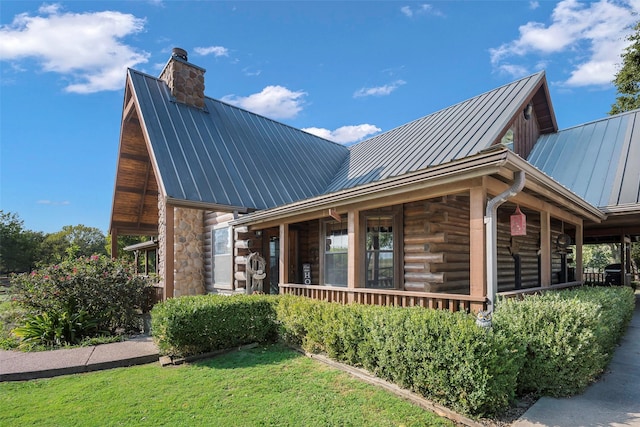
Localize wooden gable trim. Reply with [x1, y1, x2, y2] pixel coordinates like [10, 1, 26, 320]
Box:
[109, 74, 162, 236]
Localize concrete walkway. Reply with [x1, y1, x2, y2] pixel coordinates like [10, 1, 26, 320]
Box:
[513, 292, 640, 427]
[0, 335, 159, 381]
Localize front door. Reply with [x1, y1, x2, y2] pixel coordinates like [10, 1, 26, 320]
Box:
[262, 227, 299, 294]
[263, 229, 280, 295]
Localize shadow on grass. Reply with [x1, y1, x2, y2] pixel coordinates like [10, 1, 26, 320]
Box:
[192, 342, 303, 370]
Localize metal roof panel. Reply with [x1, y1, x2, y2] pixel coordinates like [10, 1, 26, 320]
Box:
[325, 72, 546, 193]
[128, 69, 349, 210]
[528, 110, 640, 209]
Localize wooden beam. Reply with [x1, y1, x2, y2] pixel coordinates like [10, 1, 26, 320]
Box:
[115, 185, 159, 196]
[109, 221, 158, 234]
[575, 224, 583, 282]
[137, 161, 152, 228]
[111, 228, 119, 259]
[120, 152, 150, 162]
[347, 210, 361, 298]
[469, 186, 486, 312]
[540, 211, 551, 287]
[486, 177, 583, 225]
[251, 179, 481, 230]
[279, 224, 289, 286]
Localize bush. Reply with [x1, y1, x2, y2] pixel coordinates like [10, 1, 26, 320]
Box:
[493, 286, 635, 397]
[13, 304, 102, 347]
[151, 294, 278, 357]
[276, 296, 523, 416]
[11, 255, 152, 336]
[148, 286, 635, 417]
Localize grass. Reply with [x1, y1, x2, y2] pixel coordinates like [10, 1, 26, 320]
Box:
[0, 343, 452, 426]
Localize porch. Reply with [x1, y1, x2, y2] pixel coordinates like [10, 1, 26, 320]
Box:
[231, 172, 597, 314]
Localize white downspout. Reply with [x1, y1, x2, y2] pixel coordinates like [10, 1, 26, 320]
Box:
[484, 170, 526, 315]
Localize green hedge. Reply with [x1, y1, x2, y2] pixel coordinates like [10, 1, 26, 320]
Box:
[150, 294, 277, 357]
[492, 286, 635, 397]
[150, 286, 635, 417]
[276, 295, 523, 416]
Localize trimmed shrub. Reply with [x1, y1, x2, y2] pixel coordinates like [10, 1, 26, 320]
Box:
[148, 286, 634, 416]
[276, 296, 524, 416]
[11, 255, 152, 335]
[151, 294, 278, 357]
[493, 286, 635, 397]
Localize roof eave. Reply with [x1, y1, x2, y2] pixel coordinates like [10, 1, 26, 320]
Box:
[231, 149, 510, 226]
[504, 151, 605, 223]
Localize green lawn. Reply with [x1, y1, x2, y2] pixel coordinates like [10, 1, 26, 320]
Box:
[0, 343, 452, 426]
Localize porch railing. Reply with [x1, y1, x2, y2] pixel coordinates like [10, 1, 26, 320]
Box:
[583, 272, 605, 285]
[498, 281, 583, 299]
[279, 284, 487, 312]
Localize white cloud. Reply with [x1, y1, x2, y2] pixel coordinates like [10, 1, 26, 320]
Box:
[194, 46, 229, 57]
[242, 66, 262, 77]
[222, 85, 307, 119]
[529, 1, 540, 10]
[0, 4, 148, 93]
[303, 124, 381, 144]
[37, 200, 70, 206]
[401, 4, 444, 18]
[489, 0, 640, 86]
[354, 80, 406, 98]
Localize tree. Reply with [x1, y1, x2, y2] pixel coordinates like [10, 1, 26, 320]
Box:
[39, 225, 107, 265]
[610, 21, 640, 115]
[0, 211, 44, 273]
[105, 234, 150, 262]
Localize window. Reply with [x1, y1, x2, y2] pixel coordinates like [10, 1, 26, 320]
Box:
[365, 215, 395, 288]
[212, 226, 232, 286]
[500, 128, 514, 151]
[324, 219, 348, 286]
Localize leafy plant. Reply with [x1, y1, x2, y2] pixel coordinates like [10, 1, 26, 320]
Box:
[493, 286, 635, 397]
[151, 294, 278, 357]
[11, 255, 153, 335]
[13, 303, 102, 347]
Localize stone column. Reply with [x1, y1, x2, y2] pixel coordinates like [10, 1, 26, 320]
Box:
[173, 207, 205, 296]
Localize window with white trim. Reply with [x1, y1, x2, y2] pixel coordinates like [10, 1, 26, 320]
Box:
[212, 226, 232, 286]
[323, 218, 348, 286]
[364, 215, 395, 288]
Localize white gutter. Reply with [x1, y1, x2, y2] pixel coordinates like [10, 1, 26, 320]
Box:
[484, 170, 526, 314]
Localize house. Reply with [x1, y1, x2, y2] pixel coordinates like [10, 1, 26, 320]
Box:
[110, 48, 640, 314]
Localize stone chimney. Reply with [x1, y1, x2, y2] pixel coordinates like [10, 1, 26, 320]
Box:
[159, 48, 206, 109]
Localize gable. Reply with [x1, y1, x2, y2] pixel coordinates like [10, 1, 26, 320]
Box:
[325, 71, 555, 193]
[127, 69, 349, 211]
[109, 82, 159, 235]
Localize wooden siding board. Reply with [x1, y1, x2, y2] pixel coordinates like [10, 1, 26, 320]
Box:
[402, 195, 470, 294]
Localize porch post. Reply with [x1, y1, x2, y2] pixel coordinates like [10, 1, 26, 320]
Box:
[540, 211, 551, 287]
[575, 222, 583, 282]
[111, 228, 118, 259]
[347, 210, 361, 303]
[469, 187, 486, 312]
[279, 224, 290, 285]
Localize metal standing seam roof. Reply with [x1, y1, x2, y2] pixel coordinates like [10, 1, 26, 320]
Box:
[528, 109, 640, 210]
[325, 71, 547, 193]
[128, 69, 349, 211]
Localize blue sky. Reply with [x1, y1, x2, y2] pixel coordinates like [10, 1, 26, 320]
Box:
[1, 0, 638, 234]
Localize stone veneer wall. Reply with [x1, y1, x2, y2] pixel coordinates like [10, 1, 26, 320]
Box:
[173, 206, 205, 296]
[158, 194, 167, 296]
[158, 194, 206, 298]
